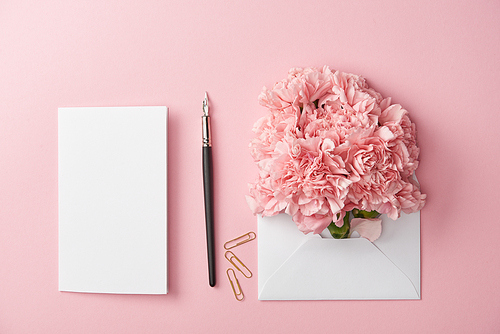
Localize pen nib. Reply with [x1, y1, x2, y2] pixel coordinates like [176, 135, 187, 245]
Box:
[203, 92, 209, 116]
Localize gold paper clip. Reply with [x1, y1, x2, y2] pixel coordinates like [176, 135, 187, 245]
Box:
[226, 268, 244, 301]
[224, 231, 256, 250]
[224, 251, 252, 278]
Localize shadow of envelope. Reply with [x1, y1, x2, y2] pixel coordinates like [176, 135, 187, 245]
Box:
[258, 212, 420, 300]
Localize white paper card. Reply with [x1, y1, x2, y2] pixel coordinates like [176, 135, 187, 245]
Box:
[58, 106, 167, 294]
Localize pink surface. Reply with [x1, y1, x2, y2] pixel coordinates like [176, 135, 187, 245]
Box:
[1, 0, 499, 333]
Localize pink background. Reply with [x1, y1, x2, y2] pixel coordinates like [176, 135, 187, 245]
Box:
[1, 0, 499, 333]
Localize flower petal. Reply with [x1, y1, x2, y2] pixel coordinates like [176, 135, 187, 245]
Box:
[350, 218, 382, 242]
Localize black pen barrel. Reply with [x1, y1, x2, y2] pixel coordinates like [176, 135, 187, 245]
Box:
[203, 146, 215, 287]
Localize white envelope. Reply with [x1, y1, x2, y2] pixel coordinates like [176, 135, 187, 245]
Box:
[258, 212, 420, 300]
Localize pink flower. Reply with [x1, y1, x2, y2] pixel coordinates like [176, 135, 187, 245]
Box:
[395, 177, 427, 214]
[248, 66, 426, 236]
[258, 66, 333, 112]
[258, 135, 351, 234]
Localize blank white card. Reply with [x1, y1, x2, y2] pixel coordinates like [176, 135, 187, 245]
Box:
[58, 106, 167, 294]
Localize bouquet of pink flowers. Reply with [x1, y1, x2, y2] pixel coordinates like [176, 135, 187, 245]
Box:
[247, 66, 426, 241]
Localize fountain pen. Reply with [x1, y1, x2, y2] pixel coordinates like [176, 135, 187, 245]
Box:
[202, 92, 215, 287]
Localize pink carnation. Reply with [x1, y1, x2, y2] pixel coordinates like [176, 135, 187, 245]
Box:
[248, 66, 426, 235]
